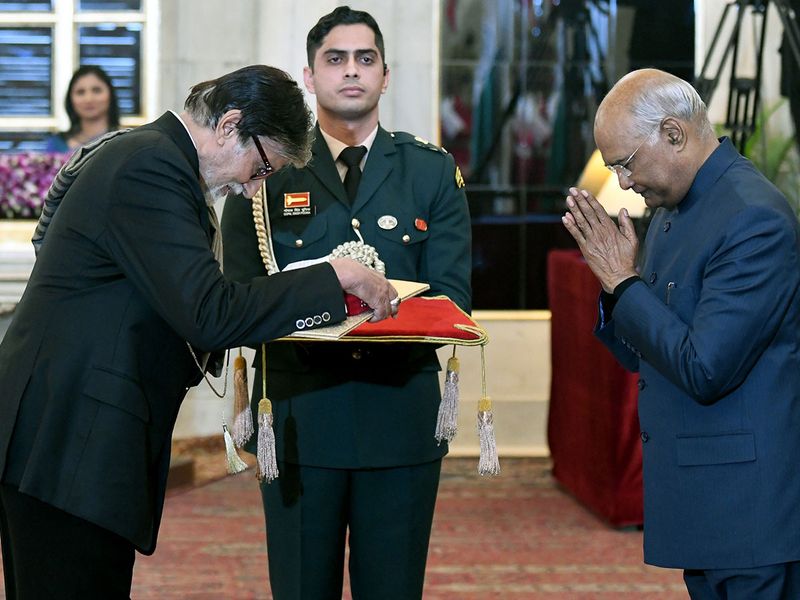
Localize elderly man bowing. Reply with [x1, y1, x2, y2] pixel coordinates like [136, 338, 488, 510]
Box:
[0, 64, 398, 599]
[563, 68, 800, 599]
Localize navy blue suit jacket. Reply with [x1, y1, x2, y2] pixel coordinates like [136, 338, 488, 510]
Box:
[597, 138, 800, 569]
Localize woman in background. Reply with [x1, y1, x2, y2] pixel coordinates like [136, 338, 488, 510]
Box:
[45, 65, 120, 153]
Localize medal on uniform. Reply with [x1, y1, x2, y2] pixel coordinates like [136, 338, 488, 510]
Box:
[378, 215, 398, 230]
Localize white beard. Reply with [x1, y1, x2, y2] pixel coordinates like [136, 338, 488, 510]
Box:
[205, 182, 245, 205]
[199, 140, 249, 204]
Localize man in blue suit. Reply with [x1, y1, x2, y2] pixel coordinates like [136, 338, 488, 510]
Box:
[563, 68, 800, 598]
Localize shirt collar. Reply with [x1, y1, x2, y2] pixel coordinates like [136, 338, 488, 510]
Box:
[319, 125, 379, 178]
[169, 110, 198, 150]
[170, 110, 220, 206]
[675, 137, 739, 213]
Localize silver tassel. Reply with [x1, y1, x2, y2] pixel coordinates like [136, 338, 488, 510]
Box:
[257, 398, 279, 482]
[435, 355, 460, 443]
[223, 418, 249, 474]
[233, 408, 254, 448]
[477, 397, 500, 476]
[232, 354, 254, 447]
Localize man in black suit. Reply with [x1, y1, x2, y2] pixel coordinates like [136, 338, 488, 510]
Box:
[0, 64, 397, 599]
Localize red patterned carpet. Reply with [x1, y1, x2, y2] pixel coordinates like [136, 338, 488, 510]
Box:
[1, 457, 686, 599]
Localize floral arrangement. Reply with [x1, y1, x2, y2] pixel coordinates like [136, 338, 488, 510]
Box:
[0, 152, 69, 219]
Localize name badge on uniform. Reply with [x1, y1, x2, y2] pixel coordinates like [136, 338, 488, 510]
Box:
[283, 192, 312, 217]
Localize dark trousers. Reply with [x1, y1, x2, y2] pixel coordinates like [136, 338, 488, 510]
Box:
[260, 459, 442, 600]
[0, 483, 135, 599]
[684, 562, 800, 600]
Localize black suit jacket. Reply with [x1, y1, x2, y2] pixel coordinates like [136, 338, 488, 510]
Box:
[0, 112, 345, 554]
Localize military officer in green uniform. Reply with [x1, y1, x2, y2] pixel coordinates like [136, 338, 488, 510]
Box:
[221, 6, 471, 599]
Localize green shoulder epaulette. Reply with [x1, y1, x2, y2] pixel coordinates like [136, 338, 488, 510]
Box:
[391, 131, 448, 155]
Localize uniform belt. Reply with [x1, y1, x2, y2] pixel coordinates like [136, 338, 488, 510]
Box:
[268, 341, 438, 371]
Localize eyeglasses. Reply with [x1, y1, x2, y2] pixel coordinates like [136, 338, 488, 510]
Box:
[250, 135, 274, 181]
[605, 122, 661, 178]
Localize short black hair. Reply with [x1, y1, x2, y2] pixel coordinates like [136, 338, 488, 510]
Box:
[65, 65, 121, 136]
[184, 65, 313, 166]
[306, 6, 386, 72]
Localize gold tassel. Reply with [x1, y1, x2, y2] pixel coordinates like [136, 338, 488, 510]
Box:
[477, 346, 500, 476]
[435, 346, 459, 444]
[232, 350, 253, 447]
[222, 417, 249, 474]
[256, 344, 279, 482]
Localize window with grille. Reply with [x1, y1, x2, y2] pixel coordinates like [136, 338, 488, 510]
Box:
[0, 0, 157, 152]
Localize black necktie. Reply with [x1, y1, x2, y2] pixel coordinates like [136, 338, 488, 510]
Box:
[339, 145, 367, 202]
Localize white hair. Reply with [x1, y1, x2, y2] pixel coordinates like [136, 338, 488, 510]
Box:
[627, 74, 715, 140]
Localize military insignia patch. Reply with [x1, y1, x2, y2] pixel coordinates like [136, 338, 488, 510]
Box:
[455, 166, 465, 189]
[283, 192, 312, 217]
[378, 215, 398, 230]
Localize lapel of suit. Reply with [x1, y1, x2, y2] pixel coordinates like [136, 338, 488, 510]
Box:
[151, 112, 211, 238]
[151, 111, 200, 174]
[352, 126, 395, 214]
[306, 125, 350, 208]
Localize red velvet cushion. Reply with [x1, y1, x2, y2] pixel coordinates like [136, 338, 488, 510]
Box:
[344, 293, 369, 315]
[346, 296, 486, 345]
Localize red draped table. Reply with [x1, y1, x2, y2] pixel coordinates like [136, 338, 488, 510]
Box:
[546, 249, 643, 527]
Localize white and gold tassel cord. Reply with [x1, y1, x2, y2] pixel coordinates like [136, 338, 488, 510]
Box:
[222, 184, 275, 477]
[252, 183, 280, 276]
[188, 194, 231, 400]
[199, 191, 251, 473]
[222, 183, 279, 482]
[223, 414, 248, 474]
[477, 345, 500, 476]
[435, 346, 459, 444]
[329, 224, 386, 273]
[256, 344, 279, 482]
[232, 348, 253, 447]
